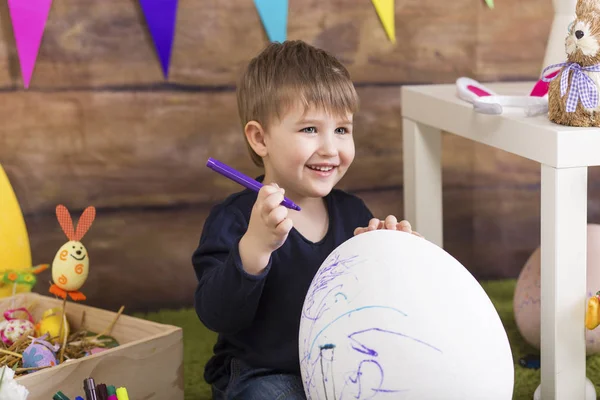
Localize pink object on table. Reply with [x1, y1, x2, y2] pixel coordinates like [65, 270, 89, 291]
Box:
[456, 76, 550, 115]
[530, 69, 560, 97]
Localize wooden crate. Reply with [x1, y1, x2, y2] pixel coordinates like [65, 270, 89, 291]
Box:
[0, 293, 184, 400]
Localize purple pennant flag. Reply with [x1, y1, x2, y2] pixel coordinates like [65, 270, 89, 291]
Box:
[139, 0, 178, 79]
[7, 0, 53, 89]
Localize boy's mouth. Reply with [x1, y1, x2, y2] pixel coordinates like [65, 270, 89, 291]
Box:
[306, 164, 337, 172]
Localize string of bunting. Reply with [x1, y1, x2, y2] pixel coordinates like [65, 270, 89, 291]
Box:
[5, 0, 493, 89]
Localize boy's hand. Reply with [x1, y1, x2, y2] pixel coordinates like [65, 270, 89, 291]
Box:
[239, 183, 294, 275]
[354, 215, 423, 238]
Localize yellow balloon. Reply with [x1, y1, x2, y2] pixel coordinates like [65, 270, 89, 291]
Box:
[0, 164, 32, 297]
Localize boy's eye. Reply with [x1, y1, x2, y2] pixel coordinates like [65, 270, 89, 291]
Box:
[335, 127, 350, 134]
[301, 127, 317, 133]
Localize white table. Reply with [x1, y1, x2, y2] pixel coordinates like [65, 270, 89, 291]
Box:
[401, 81, 600, 399]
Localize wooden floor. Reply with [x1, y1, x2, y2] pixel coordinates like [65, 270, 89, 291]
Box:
[25, 184, 548, 314]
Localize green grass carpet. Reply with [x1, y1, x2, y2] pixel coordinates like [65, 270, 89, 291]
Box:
[137, 279, 600, 400]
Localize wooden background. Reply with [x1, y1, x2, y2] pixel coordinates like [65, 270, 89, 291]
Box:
[0, 0, 594, 313]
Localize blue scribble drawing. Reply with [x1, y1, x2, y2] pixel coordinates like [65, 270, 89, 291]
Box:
[335, 293, 347, 303]
[301, 305, 443, 399]
[303, 252, 364, 322]
[319, 344, 336, 400]
[341, 359, 409, 399]
[300, 251, 444, 399]
[301, 251, 365, 395]
[307, 306, 408, 359]
[514, 295, 540, 314]
[338, 328, 443, 399]
[349, 328, 443, 356]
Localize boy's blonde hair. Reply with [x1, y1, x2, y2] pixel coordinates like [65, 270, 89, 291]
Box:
[237, 40, 359, 167]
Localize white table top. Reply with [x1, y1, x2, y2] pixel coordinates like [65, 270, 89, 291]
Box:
[401, 81, 600, 168]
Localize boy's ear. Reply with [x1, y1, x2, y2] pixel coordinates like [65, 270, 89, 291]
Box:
[244, 121, 268, 157]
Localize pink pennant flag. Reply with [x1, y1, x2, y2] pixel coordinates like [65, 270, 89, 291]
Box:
[7, 0, 53, 89]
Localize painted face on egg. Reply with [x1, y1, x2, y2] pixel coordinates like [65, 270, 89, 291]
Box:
[52, 240, 89, 291]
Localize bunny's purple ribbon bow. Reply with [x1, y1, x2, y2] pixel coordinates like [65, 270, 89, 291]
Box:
[542, 62, 600, 112]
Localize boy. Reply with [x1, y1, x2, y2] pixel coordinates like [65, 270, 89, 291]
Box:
[192, 40, 418, 400]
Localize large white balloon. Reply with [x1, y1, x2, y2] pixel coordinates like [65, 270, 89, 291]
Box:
[299, 230, 514, 400]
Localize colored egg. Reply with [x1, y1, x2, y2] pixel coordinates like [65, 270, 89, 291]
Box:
[85, 347, 107, 356]
[36, 307, 69, 344]
[1, 319, 35, 345]
[22, 343, 57, 373]
[0, 164, 32, 298]
[52, 240, 89, 291]
[298, 230, 514, 399]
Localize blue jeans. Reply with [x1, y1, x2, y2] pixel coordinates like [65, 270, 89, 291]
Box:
[212, 358, 306, 400]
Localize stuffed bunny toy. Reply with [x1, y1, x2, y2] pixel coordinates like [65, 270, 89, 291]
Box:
[544, 0, 600, 127]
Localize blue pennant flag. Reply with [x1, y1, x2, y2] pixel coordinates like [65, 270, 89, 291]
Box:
[254, 0, 288, 43]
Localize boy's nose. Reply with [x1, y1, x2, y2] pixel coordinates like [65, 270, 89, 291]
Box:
[319, 137, 338, 156]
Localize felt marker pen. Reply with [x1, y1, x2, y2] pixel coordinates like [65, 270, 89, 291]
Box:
[116, 387, 129, 400]
[206, 157, 301, 211]
[96, 383, 109, 400]
[84, 377, 98, 400]
[53, 392, 70, 400]
[107, 385, 117, 400]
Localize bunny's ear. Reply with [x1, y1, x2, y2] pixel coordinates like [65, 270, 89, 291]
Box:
[56, 205, 75, 240]
[576, 0, 599, 15]
[73, 206, 96, 241]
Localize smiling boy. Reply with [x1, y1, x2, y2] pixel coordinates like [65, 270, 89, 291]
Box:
[192, 40, 417, 399]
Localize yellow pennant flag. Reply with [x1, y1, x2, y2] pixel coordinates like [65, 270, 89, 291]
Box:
[372, 0, 395, 43]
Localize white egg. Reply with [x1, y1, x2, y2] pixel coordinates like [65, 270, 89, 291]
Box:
[299, 230, 514, 400]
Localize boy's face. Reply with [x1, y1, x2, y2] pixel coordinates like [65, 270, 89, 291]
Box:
[262, 103, 355, 200]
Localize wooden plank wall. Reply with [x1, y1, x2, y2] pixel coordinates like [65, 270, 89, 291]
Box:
[0, 0, 585, 313]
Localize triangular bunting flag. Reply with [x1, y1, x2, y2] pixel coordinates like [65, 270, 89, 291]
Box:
[254, 0, 288, 43]
[7, 0, 53, 89]
[139, 0, 178, 79]
[484, 0, 494, 8]
[372, 0, 395, 43]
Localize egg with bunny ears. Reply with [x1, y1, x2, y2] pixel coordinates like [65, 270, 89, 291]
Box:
[49, 205, 95, 302]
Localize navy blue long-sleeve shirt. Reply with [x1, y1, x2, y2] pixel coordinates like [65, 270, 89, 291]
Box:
[192, 183, 373, 384]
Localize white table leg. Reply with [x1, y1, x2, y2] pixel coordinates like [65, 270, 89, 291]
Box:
[402, 118, 442, 247]
[540, 164, 587, 399]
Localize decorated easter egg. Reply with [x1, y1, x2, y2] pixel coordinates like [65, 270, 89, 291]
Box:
[514, 224, 600, 355]
[52, 240, 89, 291]
[36, 307, 69, 344]
[0, 164, 32, 298]
[299, 230, 514, 400]
[85, 347, 107, 356]
[1, 319, 35, 345]
[22, 342, 58, 372]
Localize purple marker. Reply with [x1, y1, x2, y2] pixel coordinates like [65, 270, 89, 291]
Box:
[206, 157, 301, 211]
